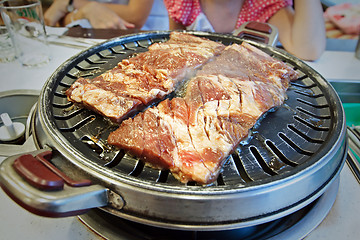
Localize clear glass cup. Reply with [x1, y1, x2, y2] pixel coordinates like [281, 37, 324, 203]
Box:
[0, 0, 51, 67]
[0, 25, 16, 63]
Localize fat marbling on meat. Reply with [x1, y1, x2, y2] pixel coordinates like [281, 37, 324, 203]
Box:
[66, 32, 225, 123]
[108, 41, 298, 184]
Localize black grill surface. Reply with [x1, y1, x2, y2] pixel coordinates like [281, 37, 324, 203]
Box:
[44, 31, 342, 188]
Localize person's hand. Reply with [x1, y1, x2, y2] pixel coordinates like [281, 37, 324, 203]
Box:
[44, 0, 69, 26]
[76, 2, 135, 29]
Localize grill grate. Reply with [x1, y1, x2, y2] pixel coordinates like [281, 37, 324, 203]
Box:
[49, 33, 333, 187]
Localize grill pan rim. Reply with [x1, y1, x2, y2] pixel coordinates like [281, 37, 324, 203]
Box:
[35, 101, 347, 195]
[97, 156, 344, 231]
[80, 174, 340, 234]
[37, 30, 346, 193]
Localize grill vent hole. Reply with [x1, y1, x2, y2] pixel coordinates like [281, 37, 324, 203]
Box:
[58, 81, 72, 88]
[293, 116, 329, 131]
[110, 47, 127, 54]
[249, 146, 277, 176]
[85, 58, 107, 65]
[186, 181, 196, 186]
[296, 107, 331, 120]
[294, 90, 324, 98]
[52, 102, 73, 109]
[129, 160, 145, 177]
[288, 125, 325, 144]
[78, 72, 96, 78]
[96, 52, 115, 59]
[105, 149, 125, 168]
[136, 40, 152, 48]
[265, 140, 298, 167]
[157, 169, 169, 183]
[279, 132, 314, 156]
[123, 43, 137, 51]
[291, 75, 309, 83]
[296, 98, 329, 109]
[54, 91, 67, 98]
[232, 153, 253, 182]
[81, 135, 104, 155]
[58, 115, 95, 132]
[216, 174, 225, 186]
[96, 52, 116, 59]
[65, 73, 78, 79]
[54, 108, 84, 120]
[75, 65, 100, 72]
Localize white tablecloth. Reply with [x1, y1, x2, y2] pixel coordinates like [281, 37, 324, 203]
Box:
[0, 38, 360, 240]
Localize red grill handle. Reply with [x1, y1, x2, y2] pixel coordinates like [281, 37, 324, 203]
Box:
[13, 154, 64, 191]
[35, 151, 92, 187]
[0, 149, 109, 217]
[12, 151, 91, 190]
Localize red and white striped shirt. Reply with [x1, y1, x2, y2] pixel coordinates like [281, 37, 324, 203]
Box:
[164, 0, 293, 29]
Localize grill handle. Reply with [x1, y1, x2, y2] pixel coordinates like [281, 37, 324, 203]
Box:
[0, 148, 109, 217]
[233, 21, 279, 47]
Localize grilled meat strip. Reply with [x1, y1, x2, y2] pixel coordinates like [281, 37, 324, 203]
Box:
[108, 42, 298, 184]
[66, 32, 225, 123]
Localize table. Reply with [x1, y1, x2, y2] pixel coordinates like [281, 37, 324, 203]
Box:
[0, 32, 359, 240]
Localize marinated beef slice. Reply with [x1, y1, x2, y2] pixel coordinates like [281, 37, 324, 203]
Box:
[66, 32, 225, 123]
[108, 43, 298, 184]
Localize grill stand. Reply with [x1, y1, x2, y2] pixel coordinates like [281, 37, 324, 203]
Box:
[78, 176, 339, 240]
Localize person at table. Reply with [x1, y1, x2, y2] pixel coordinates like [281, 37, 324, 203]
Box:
[164, 0, 326, 61]
[44, 0, 154, 29]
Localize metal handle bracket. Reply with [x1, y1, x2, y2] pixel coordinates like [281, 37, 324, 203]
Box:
[233, 21, 279, 47]
[0, 149, 108, 217]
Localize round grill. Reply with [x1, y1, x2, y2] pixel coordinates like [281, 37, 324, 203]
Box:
[33, 31, 347, 230]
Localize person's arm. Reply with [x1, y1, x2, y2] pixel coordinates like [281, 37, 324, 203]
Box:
[64, 0, 154, 29]
[102, 0, 154, 28]
[44, 0, 69, 26]
[63, 1, 135, 29]
[268, 0, 326, 61]
[168, 17, 186, 30]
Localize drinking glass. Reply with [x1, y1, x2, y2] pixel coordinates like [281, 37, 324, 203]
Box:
[0, 0, 50, 67]
[0, 25, 15, 63]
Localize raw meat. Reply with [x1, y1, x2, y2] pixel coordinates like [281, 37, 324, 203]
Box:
[66, 32, 225, 123]
[108, 42, 298, 184]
